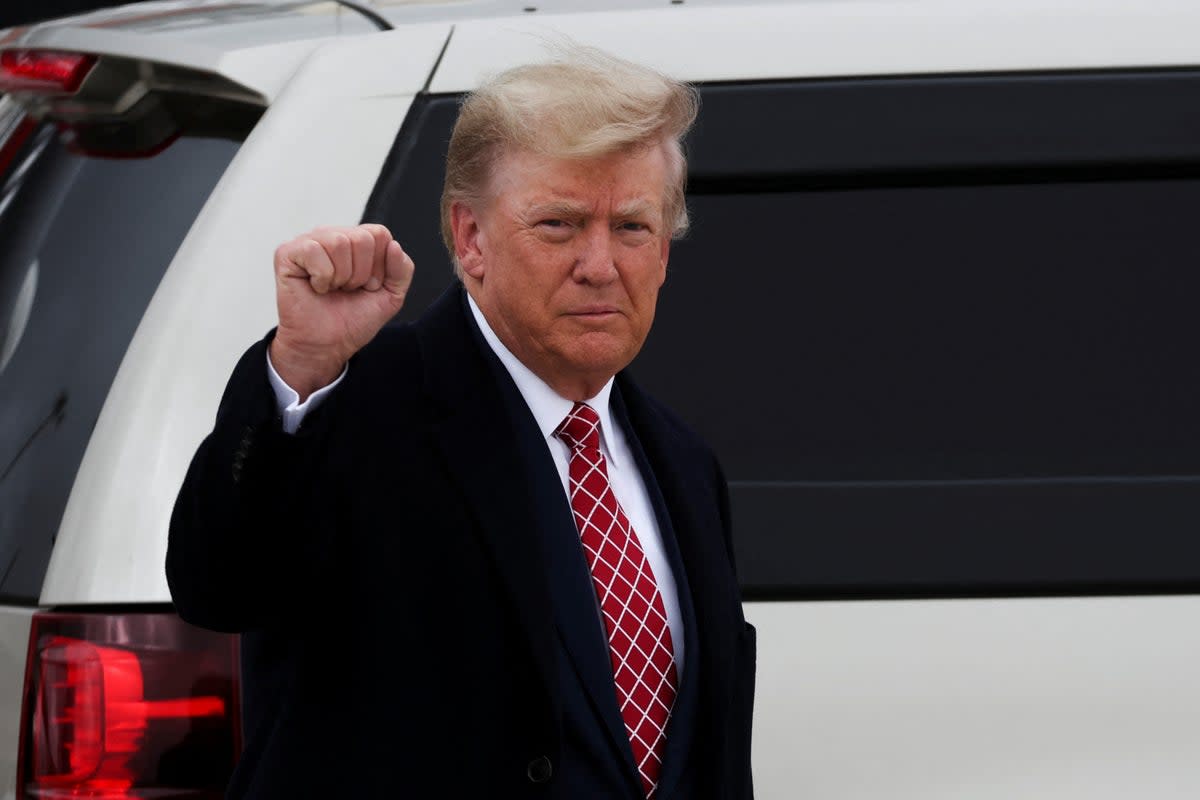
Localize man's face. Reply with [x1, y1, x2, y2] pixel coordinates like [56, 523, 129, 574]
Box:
[455, 144, 672, 400]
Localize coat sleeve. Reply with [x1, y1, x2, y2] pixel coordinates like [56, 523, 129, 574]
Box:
[166, 335, 341, 633]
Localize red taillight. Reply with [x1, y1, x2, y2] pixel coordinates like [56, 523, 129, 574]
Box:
[0, 50, 97, 93]
[19, 612, 241, 799]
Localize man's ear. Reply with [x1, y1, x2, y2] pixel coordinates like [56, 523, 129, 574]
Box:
[451, 201, 486, 279]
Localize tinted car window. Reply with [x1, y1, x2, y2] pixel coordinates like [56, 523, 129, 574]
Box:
[0, 125, 241, 604]
[647, 182, 1200, 598]
[366, 71, 1200, 599]
[650, 181, 1200, 481]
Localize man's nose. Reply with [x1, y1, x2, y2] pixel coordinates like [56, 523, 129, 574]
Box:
[572, 224, 618, 285]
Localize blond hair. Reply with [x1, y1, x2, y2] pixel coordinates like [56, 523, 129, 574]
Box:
[440, 46, 699, 271]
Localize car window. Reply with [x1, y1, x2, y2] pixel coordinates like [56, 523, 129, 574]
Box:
[365, 71, 1200, 599]
[647, 181, 1200, 598]
[0, 122, 242, 604]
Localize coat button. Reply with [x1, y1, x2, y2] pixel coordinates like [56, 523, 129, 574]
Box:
[526, 756, 553, 783]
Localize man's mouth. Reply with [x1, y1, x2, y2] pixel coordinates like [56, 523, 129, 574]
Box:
[568, 305, 620, 318]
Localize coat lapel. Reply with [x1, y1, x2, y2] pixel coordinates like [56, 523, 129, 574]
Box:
[616, 374, 746, 763]
[480, 335, 641, 787]
[414, 288, 559, 709]
[536, 462, 646, 793]
[611, 385, 702, 800]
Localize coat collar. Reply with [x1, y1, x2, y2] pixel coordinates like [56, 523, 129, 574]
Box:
[464, 293, 625, 468]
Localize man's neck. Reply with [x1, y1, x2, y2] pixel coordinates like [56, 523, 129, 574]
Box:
[465, 291, 613, 401]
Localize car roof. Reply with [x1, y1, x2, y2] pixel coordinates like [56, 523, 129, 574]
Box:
[8, 0, 1200, 56]
[430, 0, 1200, 92]
[4, 0, 1200, 166]
[3, 0, 794, 47]
[6, 0, 1200, 90]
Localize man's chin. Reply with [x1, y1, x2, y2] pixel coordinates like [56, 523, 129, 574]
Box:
[562, 340, 640, 380]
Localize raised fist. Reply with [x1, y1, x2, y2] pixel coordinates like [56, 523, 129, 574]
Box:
[269, 224, 414, 399]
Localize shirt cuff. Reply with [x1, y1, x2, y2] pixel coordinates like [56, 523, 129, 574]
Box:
[266, 351, 347, 434]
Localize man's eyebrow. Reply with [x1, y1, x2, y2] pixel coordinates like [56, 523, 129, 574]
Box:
[525, 200, 588, 218]
[523, 199, 659, 219]
[614, 199, 657, 219]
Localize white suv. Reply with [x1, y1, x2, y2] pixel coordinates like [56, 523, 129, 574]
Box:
[2, 0, 1200, 797]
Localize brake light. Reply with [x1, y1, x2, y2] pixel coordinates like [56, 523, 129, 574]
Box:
[19, 612, 241, 799]
[0, 50, 97, 93]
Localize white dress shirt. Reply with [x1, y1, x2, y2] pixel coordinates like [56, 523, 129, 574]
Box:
[266, 299, 685, 673]
[266, 357, 346, 434]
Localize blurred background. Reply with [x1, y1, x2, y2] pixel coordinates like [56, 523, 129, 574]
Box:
[3, 1, 153, 29]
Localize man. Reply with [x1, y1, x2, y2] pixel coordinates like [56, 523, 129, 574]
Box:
[168, 49, 755, 800]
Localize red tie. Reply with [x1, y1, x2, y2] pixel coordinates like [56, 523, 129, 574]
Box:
[555, 402, 677, 798]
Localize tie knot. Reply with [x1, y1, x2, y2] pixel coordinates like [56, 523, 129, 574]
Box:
[555, 402, 602, 452]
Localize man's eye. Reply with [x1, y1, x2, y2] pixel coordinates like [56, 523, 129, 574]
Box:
[620, 222, 650, 233]
[539, 219, 568, 228]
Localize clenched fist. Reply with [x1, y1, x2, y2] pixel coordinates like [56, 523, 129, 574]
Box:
[269, 224, 414, 400]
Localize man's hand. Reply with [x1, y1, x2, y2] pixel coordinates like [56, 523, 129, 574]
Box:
[270, 224, 414, 400]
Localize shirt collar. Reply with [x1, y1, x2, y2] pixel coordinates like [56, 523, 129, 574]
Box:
[467, 293, 622, 467]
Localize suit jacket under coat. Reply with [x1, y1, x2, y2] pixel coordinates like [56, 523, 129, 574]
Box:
[167, 286, 755, 799]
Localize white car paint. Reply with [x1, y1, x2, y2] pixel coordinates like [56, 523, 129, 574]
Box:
[746, 596, 1200, 798]
[7, 24, 373, 107]
[429, 0, 1200, 92]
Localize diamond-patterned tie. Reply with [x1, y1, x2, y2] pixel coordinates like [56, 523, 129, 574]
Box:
[554, 402, 677, 799]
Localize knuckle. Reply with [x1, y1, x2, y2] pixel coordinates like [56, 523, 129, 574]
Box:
[331, 235, 353, 271]
[357, 228, 377, 249]
[302, 241, 327, 271]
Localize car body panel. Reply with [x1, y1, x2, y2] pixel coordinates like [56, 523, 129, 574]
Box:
[746, 596, 1200, 799]
[6, 16, 365, 104]
[430, 0, 1200, 92]
[0, 607, 33, 800]
[3, 2, 374, 47]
